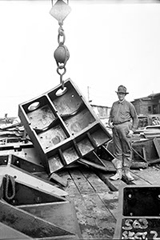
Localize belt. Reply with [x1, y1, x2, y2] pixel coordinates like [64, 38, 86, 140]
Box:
[113, 120, 130, 125]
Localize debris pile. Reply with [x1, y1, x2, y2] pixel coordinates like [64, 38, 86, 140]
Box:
[1, 78, 160, 238]
[0, 79, 113, 239]
[107, 136, 160, 170]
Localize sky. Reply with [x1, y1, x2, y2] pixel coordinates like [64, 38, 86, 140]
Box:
[0, 0, 160, 117]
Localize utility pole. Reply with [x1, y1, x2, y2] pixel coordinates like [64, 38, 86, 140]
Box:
[87, 86, 92, 103]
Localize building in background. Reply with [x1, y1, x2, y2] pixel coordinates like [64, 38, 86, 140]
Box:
[131, 93, 160, 128]
[131, 93, 160, 115]
[91, 104, 111, 127]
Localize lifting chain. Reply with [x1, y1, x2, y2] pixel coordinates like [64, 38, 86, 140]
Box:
[50, 0, 71, 89]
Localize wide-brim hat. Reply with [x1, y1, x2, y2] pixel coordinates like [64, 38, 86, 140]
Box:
[116, 85, 129, 94]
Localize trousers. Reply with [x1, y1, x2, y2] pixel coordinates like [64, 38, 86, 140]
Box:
[112, 122, 132, 169]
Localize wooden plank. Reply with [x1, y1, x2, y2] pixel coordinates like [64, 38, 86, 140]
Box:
[80, 167, 119, 221]
[80, 193, 116, 239]
[59, 168, 115, 239]
[68, 168, 95, 194]
[155, 164, 160, 170]
[67, 193, 114, 240]
[97, 170, 150, 191]
[66, 194, 88, 239]
[49, 172, 67, 187]
[57, 166, 160, 239]
[66, 167, 117, 239]
[98, 191, 119, 219]
[131, 169, 151, 185]
[62, 180, 116, 239]
[57, 169, 80, 197]
[131, 166, 160, 185]
[97, 172, 126, 191]
[80, 167, 111, 193]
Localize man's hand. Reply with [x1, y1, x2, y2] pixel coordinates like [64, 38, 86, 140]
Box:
[127, 130, 134, 137]
[108, 122, 114, 129]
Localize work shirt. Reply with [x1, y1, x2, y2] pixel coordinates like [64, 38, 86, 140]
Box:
[109, 99, 138, 131]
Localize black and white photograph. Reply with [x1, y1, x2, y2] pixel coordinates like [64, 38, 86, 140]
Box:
[0, 0, 160, 239]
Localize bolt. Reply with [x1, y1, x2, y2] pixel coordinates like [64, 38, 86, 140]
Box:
[128, 194, 132, 199]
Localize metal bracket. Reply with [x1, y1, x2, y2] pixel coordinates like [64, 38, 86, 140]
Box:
[113, 185, 160, 240]
[0, 156, 68, 205]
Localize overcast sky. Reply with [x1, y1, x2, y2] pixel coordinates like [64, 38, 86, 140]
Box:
[0, 0, 160, 117]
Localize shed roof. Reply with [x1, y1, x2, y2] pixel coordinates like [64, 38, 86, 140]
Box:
[133, 92, 160, 101]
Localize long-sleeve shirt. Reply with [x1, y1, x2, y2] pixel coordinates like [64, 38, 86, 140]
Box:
[109, 99, 138, 131]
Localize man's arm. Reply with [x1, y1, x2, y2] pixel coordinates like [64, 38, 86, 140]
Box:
[130, 103, 139, 132]
[108, 105, 114, 128]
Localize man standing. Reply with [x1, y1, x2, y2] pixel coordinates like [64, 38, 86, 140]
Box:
[108, 85, 138, 181]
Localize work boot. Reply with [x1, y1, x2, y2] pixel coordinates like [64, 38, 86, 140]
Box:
[110, 169, 122, 181]
[124, 168, 134, 181]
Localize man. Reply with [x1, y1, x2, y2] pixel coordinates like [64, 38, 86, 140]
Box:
[108, 85, 138, 181]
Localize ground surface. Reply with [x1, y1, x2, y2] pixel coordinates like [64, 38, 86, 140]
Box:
[57, 163, 160, 239]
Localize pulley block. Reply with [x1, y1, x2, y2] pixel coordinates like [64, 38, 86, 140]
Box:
[54, 44, 70, 65]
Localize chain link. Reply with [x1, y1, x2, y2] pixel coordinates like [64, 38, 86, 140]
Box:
[58, 24, 65, 45]
[51, 0, 71, 89]
[54, 22, 70, 89]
